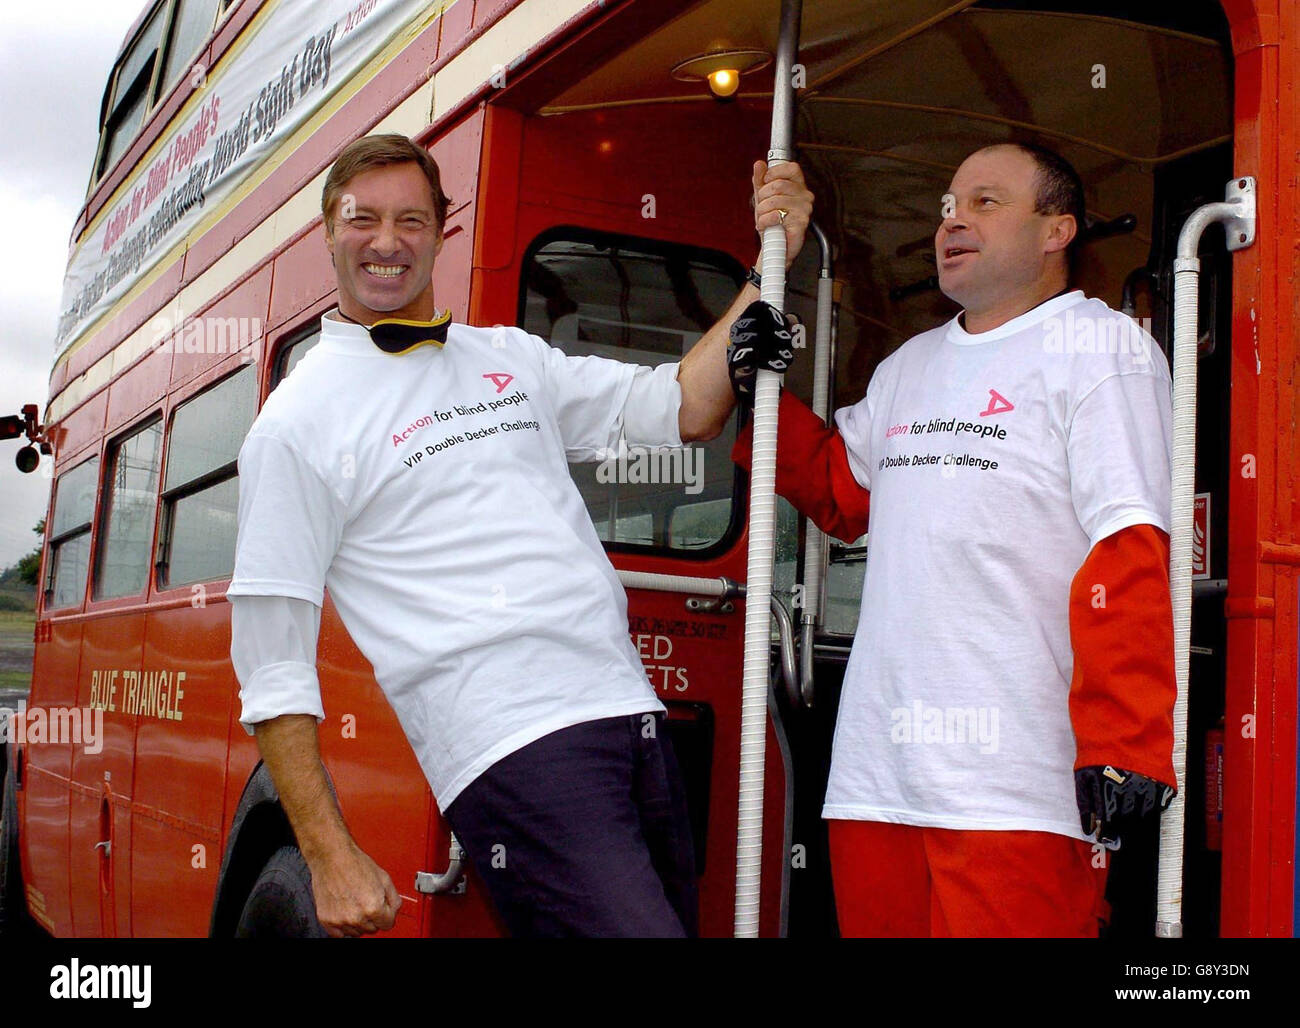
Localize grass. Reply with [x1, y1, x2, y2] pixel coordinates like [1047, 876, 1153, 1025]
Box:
[0, 611, 35, 698]
[0, 609, 35, 643]
[0, 668, 30, 693]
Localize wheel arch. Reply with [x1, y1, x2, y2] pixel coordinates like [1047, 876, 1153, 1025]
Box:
[208, 760, 338, 937]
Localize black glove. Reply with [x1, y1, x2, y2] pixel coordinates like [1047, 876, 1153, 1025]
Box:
[727, 300, 795, 403]
[1075, 764, 1175, 850]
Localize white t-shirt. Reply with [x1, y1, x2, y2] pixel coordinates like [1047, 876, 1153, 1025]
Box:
[228, 313, 682, 809]
[823, 290, 1172, 839]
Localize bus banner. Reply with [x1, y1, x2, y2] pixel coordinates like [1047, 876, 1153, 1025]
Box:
[53, 0, 428, 361]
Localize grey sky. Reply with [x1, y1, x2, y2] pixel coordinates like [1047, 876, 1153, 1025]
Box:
[0, 0, 147, 570]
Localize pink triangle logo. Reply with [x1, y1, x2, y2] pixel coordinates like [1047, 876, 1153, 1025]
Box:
[980, 389, 1014, 417]
[483, 372, 514, 393]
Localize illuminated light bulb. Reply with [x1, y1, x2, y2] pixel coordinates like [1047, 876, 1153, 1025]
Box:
[708, 68, 740, 98]
[672, 50, 770, 101]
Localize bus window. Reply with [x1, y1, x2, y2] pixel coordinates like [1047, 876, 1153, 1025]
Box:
[93, 419, 164, 599]
[767, 463, 867, 635]
[157, 0, 224, 98]
[770, 497, 801, 623]
[520, 231, 744, 554]
[824, 533, 868, 636]
[157, 365, 256, 587]
[96, 3, 168, 180]
[273, 328, 321, 389]
[45, 457, 99, 610]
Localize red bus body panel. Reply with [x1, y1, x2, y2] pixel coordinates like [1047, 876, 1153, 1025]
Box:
[12, 0, 1299, 938]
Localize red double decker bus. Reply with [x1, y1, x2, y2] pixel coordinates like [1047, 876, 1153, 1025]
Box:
[1, 0, 1296, 938]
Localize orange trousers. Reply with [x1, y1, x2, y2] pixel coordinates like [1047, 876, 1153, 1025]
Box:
[828, 819, 1109, 937]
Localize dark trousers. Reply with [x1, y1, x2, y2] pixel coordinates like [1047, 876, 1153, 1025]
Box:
[443, 712, 698, 937]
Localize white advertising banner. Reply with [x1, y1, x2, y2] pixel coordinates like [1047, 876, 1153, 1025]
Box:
[55, 0, 429, 361]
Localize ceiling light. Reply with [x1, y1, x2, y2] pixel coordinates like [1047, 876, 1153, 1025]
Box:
[671, 49, 771, 100]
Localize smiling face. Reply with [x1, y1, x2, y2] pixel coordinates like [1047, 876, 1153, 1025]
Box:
[934, 145, 1075, 328]
[324, 161, 444, 323]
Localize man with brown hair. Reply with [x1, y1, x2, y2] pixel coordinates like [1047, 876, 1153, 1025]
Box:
[227, 133, 813, 937]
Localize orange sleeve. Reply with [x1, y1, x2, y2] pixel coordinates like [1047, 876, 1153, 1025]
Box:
[1067, 522, 1177, 786]
[731, 391, 870, 545]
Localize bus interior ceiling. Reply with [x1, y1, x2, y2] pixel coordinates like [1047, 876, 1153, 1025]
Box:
[531, 0, 1236, 936]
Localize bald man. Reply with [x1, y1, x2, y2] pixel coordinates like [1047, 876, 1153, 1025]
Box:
[717, 142, 1176, 937]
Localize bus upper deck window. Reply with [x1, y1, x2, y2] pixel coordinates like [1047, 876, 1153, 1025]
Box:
[158, 0, 224, 97]
[96, 5, 167, 179]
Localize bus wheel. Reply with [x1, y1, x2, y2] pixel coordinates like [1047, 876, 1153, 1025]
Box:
[234, 845, 329, 938]
[0, 770, 36, 938]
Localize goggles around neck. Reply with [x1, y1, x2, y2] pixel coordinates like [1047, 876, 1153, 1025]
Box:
[355, 310, 452, 354]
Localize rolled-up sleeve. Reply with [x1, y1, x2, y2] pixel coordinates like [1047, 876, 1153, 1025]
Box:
[231, 594, 324, 735]
[227, 425, 343, 732]
[621, 361, 684, 449]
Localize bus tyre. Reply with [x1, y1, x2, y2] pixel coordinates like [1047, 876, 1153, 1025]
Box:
[234, 845, 329, 938]
[0, 770, 36, 938]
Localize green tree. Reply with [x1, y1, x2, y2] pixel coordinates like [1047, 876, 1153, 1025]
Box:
[2, 519, 43, 587]
[19, 518, 44, 585]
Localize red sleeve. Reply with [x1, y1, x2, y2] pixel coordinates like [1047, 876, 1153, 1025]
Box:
[1067, 522, 1177, 786]
[730, 391, 870, 544]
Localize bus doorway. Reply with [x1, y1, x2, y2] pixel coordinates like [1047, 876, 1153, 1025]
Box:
[488, 0, 1237, 936]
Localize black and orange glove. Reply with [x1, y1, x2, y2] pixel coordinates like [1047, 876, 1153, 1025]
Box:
[1075, 764, 1175, 850]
